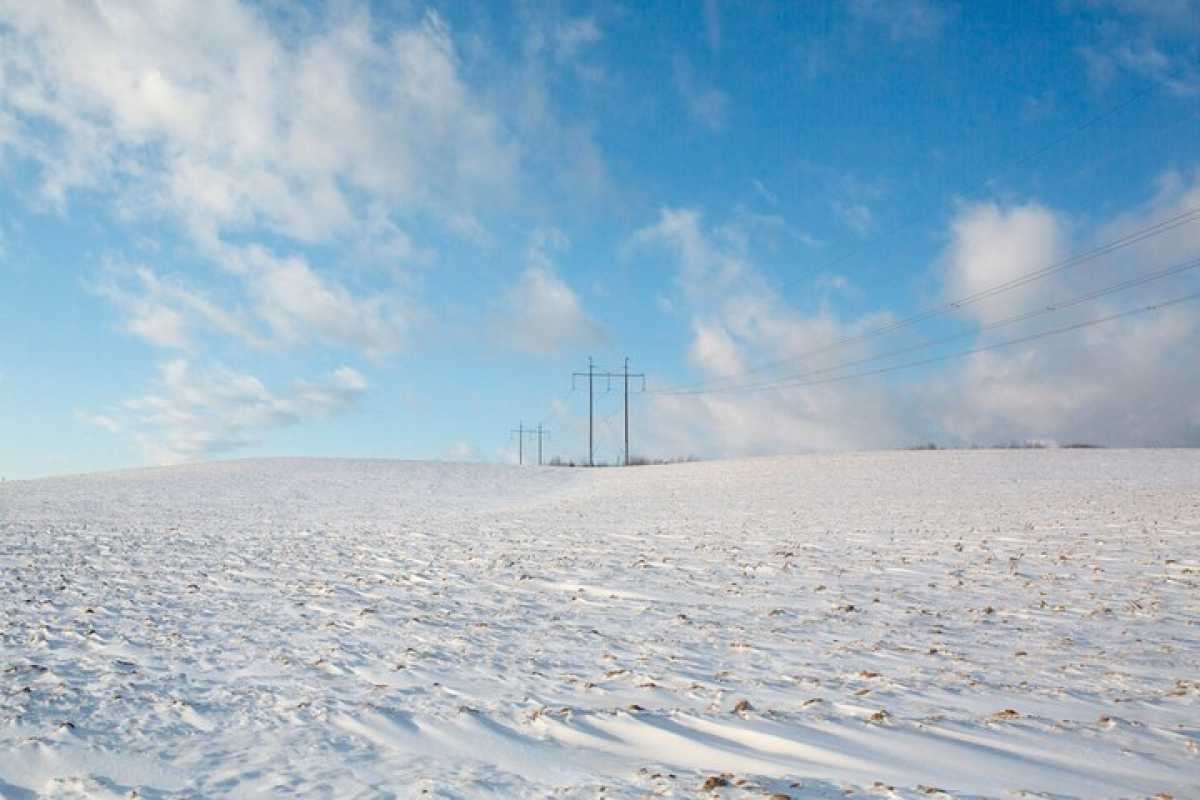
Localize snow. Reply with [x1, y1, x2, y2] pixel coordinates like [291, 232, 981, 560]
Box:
[1, 451, 1198, 799]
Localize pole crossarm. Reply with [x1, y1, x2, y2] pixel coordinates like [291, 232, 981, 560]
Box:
[592, 371, 646, 381]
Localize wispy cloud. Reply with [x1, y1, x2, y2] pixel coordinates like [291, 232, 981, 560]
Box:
[235, 246, 414, 359]
[832, 201, 875, 236]
[77, 412, 121, 434]
[442, 440, 478, 462]
[95, 265, 267, 351]
[672, 54, 729, 132]
[703, 0, 722, 54]
[553, 16, 602, 62]
[493, 229, 605, 357]
[1075, 0, 1200, 94]
[848, 0, 952, 42]
[122, 360, 368, 464]
[631, 208, 756, 302]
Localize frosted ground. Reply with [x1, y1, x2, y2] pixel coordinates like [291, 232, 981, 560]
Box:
[0, 451, 1197, 799]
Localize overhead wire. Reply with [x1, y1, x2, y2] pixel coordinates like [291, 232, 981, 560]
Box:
[652, 205, 1200, 394]
[656, 255, 1200, 396]
[662, 290, 1200, 395]
[647, 79, 1196, 397]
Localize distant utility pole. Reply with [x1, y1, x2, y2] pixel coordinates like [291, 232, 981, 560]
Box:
[572, 357, 645, 467]
[511, 421, 527, 466]
[511, 422, 550, 465]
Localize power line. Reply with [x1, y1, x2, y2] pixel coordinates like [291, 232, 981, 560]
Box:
[619, 358, 646, 466]
[571, 358, 597, 466]
[653, 205, 1200, 395]
[1000, 84, 1158, 177]
[661, 290, 1200, 396]
[657, 254, 1200, 396]
[651, 90, 1195, 399]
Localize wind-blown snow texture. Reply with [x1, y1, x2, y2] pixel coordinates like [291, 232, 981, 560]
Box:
[1, 452, 1198, 799]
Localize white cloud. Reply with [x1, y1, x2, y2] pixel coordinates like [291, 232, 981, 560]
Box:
[688, 320, 745, 376]
[672, 55, 729, 132]
[814, 273, 854, 295]
[1, 3, 618, 370]
[122, 360, 367, 464]
[96, 265, 266, 351]
[239, 247, 412, 359]
[501, 8, 612, 203]
[77, 412, 121, 433]
[442, 440, 478, 462]
[926, 176, 1200, 446]
[703, 0, 722, 53]
[848, 0, 951, 42]
[941, 202, 1067, 324]
[630, 174, 1200, 458]
[1083, 0, 1200, 33]
[751, 179, 778, 207]
[0, 0, 626, 469]
[0, 1, 546, 375]
[928, 300, 1200, 446]
[126, 305, 189, 350]
[0, 3, 518, 243]
[731, 208, 822, 249]
[491, 229, 604, 357]
[1075, 1, 1200, 94]
[631, 208, 756, 301]
[797, 161, 887, 234]
[628, 209, 909, 458]
[94, 254, 411, 358]
[1095, 169, 1200, 265]
[553, 17, 602, 62]
[832, 200, 875, 236]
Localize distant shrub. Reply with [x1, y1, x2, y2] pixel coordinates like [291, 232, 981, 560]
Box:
[902, 441, 1103, 451]
[546, 455, 699, 467]
[626, 455, 699, 466]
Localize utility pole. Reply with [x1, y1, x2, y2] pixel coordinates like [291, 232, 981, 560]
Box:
[572, 357, 595, 466]
[615, 357, 645, 465]
[535, 424, 549, 466]
[573, 357, 645, 467]
[623, 358, 630, 466]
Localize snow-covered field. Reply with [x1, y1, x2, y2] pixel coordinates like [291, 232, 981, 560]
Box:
[1, 451, 1197, 799]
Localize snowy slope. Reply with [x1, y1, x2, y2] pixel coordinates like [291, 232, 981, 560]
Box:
[1, 452, 1197, 799]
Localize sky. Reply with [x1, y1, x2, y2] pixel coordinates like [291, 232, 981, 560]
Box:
[1, 0, 1199, 478]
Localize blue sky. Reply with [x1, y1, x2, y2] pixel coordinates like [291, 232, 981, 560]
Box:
[2, 0, 1199, 478]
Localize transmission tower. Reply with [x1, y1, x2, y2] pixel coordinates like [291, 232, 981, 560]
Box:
[572, 357, 645, 466]
[511, 421, 550, 465]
